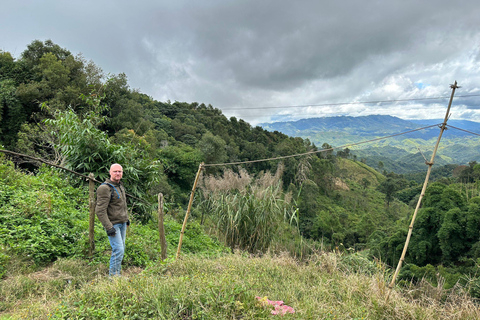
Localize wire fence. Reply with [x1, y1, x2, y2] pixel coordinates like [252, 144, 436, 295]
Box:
[1, 114, 479, 260]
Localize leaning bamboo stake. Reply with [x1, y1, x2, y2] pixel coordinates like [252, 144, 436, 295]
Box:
[385, 81, 459, 302]
[158, 193, 167, 261]
[176, 163, 204, 259]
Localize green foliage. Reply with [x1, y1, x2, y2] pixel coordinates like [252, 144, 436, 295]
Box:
[399, 263, 469, 291]
[297, 180, 320, 238]
[377, 173, 409, 206]
[0, 159, 226, 272]
[0, 248, 9, 279]
[408, 208, 443, 266]
[161, 143, 203, 193]
[373, 181, 480, 268]
[301, 159, 410, 250]
[41, 93, 168, 220]
[45, 107, 117, 177]
[0, 79, 25, 147]
[0, 163, 88, 264]
[197, 131, 228, 165]
[396, 184, 422, 205]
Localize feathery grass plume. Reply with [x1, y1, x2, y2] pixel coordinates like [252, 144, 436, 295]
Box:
[198, 164, 297, 253]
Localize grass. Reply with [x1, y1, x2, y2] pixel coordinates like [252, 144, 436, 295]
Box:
[1, 251, 479, 319]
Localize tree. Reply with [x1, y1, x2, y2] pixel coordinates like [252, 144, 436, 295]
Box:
[378, 161, 384, 171]
[21, 39, 72, 70]
[0, 79, 25, 147]
[321, 143, 334, 159]
[377, 177, 397, 207]
[0, 51, 16, 81]
[297, 179, 319, 238]
[197, 132, 228, 165]
[160, 144, 203, 194]
[438, 207, 466, 263]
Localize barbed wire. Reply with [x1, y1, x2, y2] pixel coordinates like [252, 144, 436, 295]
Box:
[0, 148, 148, 204]
[219, 94, 480, 111]
[203, 123, 442, 167]
[447, 125, 480, 137]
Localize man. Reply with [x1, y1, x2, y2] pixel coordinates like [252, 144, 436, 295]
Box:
[95, 163, 129, 276]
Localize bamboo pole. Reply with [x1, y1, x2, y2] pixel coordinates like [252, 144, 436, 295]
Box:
[158, 193, 167, 261]
[88, 173, 96, 256]
[176, 163, 204, 259]
[385, 81, 459, 302]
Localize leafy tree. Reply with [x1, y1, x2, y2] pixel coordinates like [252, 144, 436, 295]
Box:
[336, 147, 350, 158]
[438, 207, 466, 263]
[377, 177, 397, 207]
[197, 131, 228, 165]
[110, 98, 154, 135]
[21, 39, 72, 70]
[297, 180, 319, 238]
[160, 144, 203, 194]
[369, 229, 408, 267]
[458, 161, 478, 183]
[377, 173, 410, 207]
[0, 51, 16, 81]
[0, 79, 25, 147]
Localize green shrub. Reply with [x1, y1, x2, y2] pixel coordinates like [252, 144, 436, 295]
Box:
[0, 248, 9, 279]
[0, 163, 88, 265]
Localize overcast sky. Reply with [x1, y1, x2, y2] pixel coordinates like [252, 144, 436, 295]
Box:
[2, 0, 480, 125]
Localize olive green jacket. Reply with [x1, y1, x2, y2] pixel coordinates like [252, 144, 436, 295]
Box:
[95, 179, 128, 230]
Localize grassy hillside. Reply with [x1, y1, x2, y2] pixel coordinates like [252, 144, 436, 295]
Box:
[2, 253, 480, 319]
[336, 158, 385, 187]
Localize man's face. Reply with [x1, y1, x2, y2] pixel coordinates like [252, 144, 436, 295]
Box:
[110, 165, 123, 183]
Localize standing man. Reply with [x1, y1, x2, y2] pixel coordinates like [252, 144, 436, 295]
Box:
[95, 163, 129, 276]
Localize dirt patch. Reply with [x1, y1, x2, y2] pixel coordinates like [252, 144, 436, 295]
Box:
[333, 178, 350, 191]
[30, 268, 73, 282]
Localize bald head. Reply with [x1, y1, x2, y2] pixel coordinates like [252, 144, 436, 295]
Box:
[109, 164, 123, 183]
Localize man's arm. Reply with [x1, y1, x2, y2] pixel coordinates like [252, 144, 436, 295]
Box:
[95, 185, 113, 230]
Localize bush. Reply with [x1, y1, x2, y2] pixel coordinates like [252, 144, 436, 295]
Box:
[0, 163, 88, 265]
[0, 248, 10, 278]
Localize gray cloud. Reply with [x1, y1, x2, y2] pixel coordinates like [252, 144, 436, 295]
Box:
[2, 0, 480, 125]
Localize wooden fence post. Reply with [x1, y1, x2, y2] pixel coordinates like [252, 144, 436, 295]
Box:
[158, 193, 167, 260]
[88, 173, 96, 257]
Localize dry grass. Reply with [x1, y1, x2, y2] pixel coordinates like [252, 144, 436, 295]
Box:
[2, 252, 480, 319]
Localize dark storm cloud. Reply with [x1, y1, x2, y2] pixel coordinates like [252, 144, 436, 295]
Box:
[2, 0, 480, 123]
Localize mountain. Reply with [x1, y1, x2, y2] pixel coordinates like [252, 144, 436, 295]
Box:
[260, 115, 480, 173]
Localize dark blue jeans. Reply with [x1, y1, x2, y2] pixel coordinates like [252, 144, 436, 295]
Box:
[108, 222, 127, 276]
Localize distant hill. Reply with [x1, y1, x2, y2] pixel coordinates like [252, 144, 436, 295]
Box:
[260, 115, 480, 173]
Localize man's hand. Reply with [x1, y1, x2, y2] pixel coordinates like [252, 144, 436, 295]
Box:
[106, 227, 116, 237]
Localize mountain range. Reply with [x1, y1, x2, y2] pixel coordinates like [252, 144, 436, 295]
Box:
[260, 115, 480, 173]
